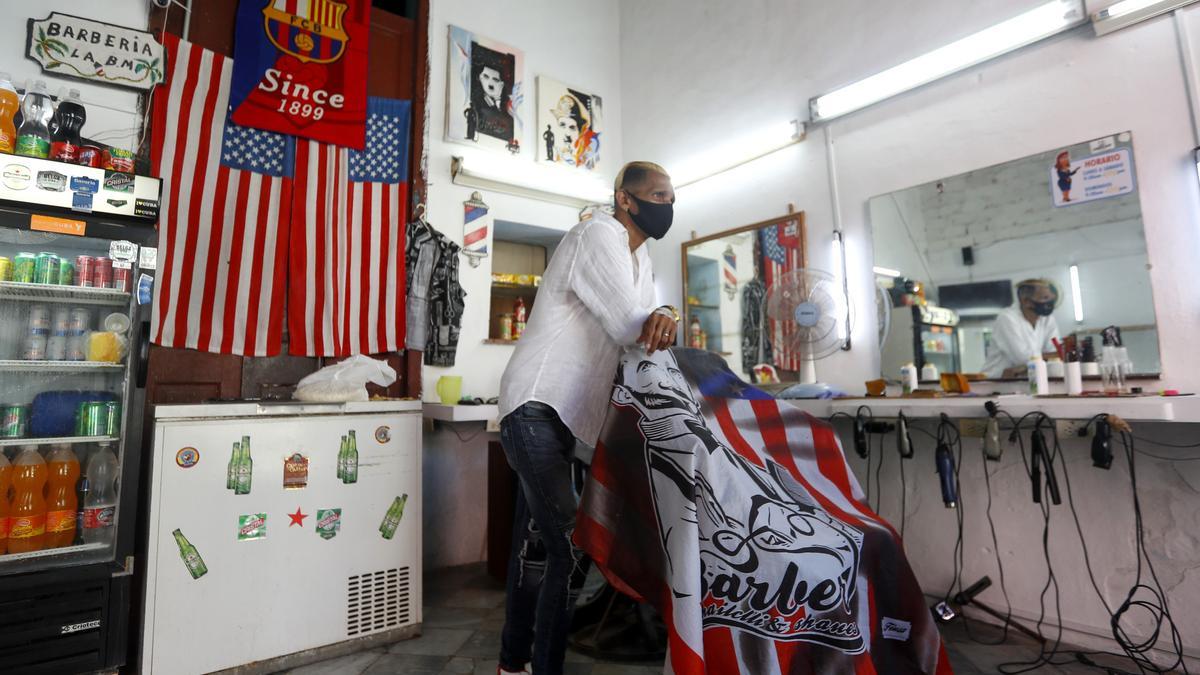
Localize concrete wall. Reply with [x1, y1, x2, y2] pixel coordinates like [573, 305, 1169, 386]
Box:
[0, 1, 149, 153]
[421, 0, 623, 568]
[619, 0, 1200, 664]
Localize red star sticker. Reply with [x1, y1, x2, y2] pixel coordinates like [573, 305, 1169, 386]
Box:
[288, 508, 308, 527]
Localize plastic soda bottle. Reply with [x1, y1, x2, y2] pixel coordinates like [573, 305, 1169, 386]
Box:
[15, 80, 53, 159]
[0, 73, 19, 154]
[9, 445, 48, 553]
[82, 443, 118, 546]
[44, 444, 80, 548]
[0, 452, 11, 554]
[49, 88, 85, 162]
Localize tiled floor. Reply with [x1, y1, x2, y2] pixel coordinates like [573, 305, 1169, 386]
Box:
[273, 564, 1133, 674]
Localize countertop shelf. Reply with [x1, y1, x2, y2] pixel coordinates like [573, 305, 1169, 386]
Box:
[483, 338, 519, 346]
[422, 403, 499, 423]
[780, 394, 1188, 422]
[0, 360, 124, 372]
[0, 434, 119, 448]
[0, 281, 129, 306]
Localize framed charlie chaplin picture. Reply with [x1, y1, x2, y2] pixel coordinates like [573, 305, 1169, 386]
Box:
[445, 25, 525, 155]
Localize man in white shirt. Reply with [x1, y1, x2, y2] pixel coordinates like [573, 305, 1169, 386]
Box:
[496, 161, 679, 675]
[982, 279, 1062, 378]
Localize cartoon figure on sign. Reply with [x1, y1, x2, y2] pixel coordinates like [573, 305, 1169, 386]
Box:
[1055, 151, 1080, 202]
[611, 350, 865, 652]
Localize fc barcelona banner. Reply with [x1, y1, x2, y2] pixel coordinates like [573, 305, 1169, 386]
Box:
[576, 348, 954, 674]
[229, 0, 370, 149]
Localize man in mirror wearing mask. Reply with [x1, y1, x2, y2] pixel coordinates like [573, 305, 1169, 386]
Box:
[982, 278, 1062, 378]
[495, 161, 679, 675]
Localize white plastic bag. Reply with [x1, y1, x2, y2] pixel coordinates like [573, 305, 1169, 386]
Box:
[293, 355, 398, 402]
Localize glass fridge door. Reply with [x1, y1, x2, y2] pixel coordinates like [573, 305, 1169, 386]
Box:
[0, 227, 138, 576]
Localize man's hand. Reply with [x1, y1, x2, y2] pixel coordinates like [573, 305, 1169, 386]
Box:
[639, 311, 678, 354]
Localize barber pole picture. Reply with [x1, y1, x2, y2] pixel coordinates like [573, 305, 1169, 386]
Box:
[722, 244, 737, 300]
[462, 191, 491, 267]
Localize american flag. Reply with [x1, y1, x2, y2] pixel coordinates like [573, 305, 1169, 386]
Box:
[288, 97, 410, 356]
[577, 349, 955, 675]
[760, 220, 804, 372]
[151, 34, 293, 356]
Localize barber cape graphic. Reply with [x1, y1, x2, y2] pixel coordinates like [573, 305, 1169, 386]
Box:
[576, 348, 954, 674]
[263, 0, 349, 63]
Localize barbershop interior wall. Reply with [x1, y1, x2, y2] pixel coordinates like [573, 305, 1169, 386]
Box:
[620, 0, 1200, 662]
[421, 0, 623, 568]
[0, 0, 147, 150]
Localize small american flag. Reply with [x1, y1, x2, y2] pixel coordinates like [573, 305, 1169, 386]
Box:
[760, 220, 805, 372]
[151, 34, 293, 356]
[288, 97, 410, 356]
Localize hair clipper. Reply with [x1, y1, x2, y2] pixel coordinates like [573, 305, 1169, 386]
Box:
[935, 442, 957, 508]
[897, 412, 914, 459]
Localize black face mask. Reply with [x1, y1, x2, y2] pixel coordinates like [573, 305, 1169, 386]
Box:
[624, 191, 674, 240]
[1031, 300, 1056, 317]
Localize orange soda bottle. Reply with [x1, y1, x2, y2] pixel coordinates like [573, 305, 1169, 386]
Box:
[0, 74, 18, 154]
[0, 452, 11, 555]
[44, 445, 80, 549]
[9, 445, 47, 553]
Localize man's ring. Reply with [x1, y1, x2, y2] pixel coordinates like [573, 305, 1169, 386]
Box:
[662, 331, 670, 337]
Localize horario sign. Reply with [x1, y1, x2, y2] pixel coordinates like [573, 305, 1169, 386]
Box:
[26, 12, 165, 91]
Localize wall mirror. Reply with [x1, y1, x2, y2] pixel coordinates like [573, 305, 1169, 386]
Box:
[869, 131, 1160, 382]
[681, 212, 807, 384]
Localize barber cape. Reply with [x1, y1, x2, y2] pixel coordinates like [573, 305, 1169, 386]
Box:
[576, 348, 953, 674]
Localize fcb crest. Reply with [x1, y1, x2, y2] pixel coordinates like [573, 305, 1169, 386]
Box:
[262, 0, 350, 64]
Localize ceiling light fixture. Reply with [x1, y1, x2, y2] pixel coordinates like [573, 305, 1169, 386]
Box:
[1092, 0, 1199, 35]
[809, 0, 1086, 123]
[673, 120, 806, 189]
[872, 266, 902, 277]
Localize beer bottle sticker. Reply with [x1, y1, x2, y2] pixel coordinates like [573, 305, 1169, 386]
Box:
[316, 508, 341, 540]
[237, 513, 268, 541]
[283, 452, 309, 489]
[174, 529, 208, 580]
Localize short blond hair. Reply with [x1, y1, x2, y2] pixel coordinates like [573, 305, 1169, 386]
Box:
[614, 161, 669, 193]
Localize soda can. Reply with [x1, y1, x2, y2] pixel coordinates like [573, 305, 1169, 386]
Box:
[104, 401, 122, 435]
[68, 307, 90, 334]
[112, 266, 132, 293]
[81, 402, 107, 436]
[75, 256, 94, 287]
[51, 307, 70, 333]
[94, 258, 113, 289]
[77, 145, 103, 168]
[57, 260, 73, 285]
[46, 334, 67, 360]
[1, 405, 29, 438]
[22, 334, 47, 360]
[66, 334, 87, 361]
[105, 148, 136, 173]
[34, 252, 59, 284]
[28, 304, 50, 334]
[0, 256, 11, 281]
[12, 253, 35, 283]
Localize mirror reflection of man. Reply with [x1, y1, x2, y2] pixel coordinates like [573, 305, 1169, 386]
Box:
[495, 162, 679, 675]
[982, 279, 1062, 378]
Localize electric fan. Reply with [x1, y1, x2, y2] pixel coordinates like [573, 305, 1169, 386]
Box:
[764, 268, 852, 384]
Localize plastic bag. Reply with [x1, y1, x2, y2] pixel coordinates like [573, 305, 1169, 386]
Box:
[293, 355, 397, 402]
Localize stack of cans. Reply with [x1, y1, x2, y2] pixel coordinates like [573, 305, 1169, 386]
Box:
[76, 400, 121, 437]
[23, 305, 90, 361]
[23, 304, 49, 360]
[66, 307, 89, 361]
[0, 252, 121, 289]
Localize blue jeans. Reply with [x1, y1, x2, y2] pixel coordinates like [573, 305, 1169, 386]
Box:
[498, 402, 590, 675]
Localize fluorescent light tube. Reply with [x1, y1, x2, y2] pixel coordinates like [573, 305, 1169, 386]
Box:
[832, 231, 849, 343]
[810, 0, 1085, 122]
[1069, 265, 1084, 322]
[674, 120, 805, 188]
[451, 152, 612, 208]
[872, 266, 902, 277]
[1092, 0, 1198, 36]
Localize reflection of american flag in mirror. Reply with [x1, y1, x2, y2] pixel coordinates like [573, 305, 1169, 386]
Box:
[760, 221, 804, 371]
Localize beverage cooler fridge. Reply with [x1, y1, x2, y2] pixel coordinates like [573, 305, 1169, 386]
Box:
[0, 175, 159, 674]
[141, 401, 423, 675]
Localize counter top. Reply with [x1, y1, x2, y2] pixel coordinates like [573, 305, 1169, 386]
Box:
[155, 399, 423, 419]
[422, 403, 500, 423]
[780, 394, 1192, 422]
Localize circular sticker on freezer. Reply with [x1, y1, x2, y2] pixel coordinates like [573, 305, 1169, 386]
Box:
[375, 425, 391, 443]
[176, 447, 200, 468]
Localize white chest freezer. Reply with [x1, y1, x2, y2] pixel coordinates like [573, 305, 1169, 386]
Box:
[140, 400, 423, 674]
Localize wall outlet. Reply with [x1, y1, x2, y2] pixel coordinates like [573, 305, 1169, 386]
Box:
[1055, 419, 1092, 440]
[959, 419, 988, 438]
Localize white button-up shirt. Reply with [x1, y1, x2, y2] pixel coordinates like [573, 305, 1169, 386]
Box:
[499, 211, 659, 445]
[981, 305, 1061, 377]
